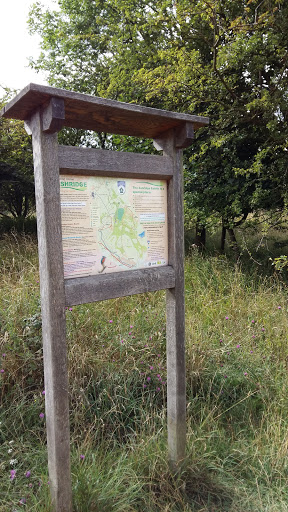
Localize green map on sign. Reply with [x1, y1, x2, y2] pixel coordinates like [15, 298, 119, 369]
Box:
[60, 176, 168, 278]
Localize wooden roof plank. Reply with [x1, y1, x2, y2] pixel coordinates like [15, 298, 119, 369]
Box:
[0, 83, 209, 138]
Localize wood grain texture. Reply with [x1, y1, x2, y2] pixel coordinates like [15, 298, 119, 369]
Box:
[29, 109, 72, 512]
[158, 131, 186, 470]
[42, 97, 65, 133]
[175, 122, 194, 149]
[65, 266, 175, 306]
[1, 83, 209, 138]
[58, 145, 173, 178]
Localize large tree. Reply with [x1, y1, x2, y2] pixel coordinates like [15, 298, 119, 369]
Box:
[28, 0, 288, 242]
[0, 95, 35, 219]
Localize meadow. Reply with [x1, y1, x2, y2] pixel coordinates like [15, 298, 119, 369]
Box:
[1, 232, 288, 511]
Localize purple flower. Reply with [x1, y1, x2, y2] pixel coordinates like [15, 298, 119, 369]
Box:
[80, 454, 85, 460]
[39, 412, 45, 419]
[147, 377, 151, 382]
[149, 366, 154, 370]
[120, 340, 124, 344]
[0, 369, 4, 373]
[278, 306, 282, 310]
[244, 372, 248, 376]
[69, 307, 73, 311]
[42, 390, 45, 395]
[19, 498, 26, 505]
[236, 344, 240, 348]
[2, 353, 6, 357]
[130, 325, 133, 328]
[225, 316, 229, 320]
[261, 328, 265, 332]
[224, 375, 228, 379]
[251, 320, 255, 323]
[25, 471, 31, 478]
[109, 320, 113, 323]
[156, 387, 161, 391]
[10, 469, 16, 480]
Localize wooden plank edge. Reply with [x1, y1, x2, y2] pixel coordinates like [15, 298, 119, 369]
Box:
[58, 145, 173, 178]
[64, 266, 175, 305]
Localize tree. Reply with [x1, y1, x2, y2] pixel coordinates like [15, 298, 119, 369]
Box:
[0, 95, 35, 218]
[28, 0, 288, 246]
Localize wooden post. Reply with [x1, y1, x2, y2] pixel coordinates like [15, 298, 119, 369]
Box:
[154, 129, 187, 470]
[27, 104, 72, 512]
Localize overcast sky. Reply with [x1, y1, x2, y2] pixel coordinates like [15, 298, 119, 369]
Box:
[0, 0, 59, 93]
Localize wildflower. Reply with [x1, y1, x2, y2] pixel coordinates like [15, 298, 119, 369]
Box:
[19, 498, 26, 505]
[251, 320, 255, 323]
[224, 375, 228, 379]
[149, 366, 154, 370]
[80, 454, 85, 460]
[10, 459, 17, 465]
[130, 325, 133, 328]
[109, 320, 113, 323]
[0, 369, 4, 373]
[2, 353, 6, 357]
[69, 307, 73, 311]
[39, 412, 45, 419]
[225, 316, 229, 320]
[261, 328, 265, 332]
[278, 306, 282, 310]
[10, 469, 16, 480]
[236, 344, 240, 348]
[147, 377, 151, 382]
[156, 387, 161, 391]
[244, 372, 248, 376]
[120, 340, 124, 344]
[25, 471, 31, 478]
[42, 390, 45, 395]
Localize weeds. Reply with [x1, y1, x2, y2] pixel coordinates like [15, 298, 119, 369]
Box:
[1, 235, 288, 510]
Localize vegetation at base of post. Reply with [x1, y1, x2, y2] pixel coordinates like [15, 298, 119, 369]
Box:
[2, 233, 288, 511]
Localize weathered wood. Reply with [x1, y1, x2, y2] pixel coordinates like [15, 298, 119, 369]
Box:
[28, 109, 72, 512]
[175, 122, 194, 149]
[155, 131, 186, 471]
[42, 97, 65, 133]
[1, 83, 209, 137]
[58, 145, 173, 178]
[65, 266, 175, 306]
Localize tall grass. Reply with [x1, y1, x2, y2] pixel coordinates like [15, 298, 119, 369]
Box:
[1, 234, 288, 511]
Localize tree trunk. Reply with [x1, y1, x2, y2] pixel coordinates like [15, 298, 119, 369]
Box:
[227, 228, 240, 261]
[220, 221, 226, 253]
[195, 222, 206, 250]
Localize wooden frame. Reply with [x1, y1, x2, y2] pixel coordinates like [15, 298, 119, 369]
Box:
[1, 83, 209, 512]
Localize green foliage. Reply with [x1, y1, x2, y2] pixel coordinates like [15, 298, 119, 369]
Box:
[28, 0, 288, 234]
[2, 235, 288, 510]
[0, 93, 35, 219]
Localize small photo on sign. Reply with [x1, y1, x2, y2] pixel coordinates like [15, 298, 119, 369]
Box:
[59, 175, 168, 278]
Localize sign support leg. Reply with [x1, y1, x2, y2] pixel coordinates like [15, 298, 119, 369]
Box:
[156, 133, 186, 470]
[28, 109, 72, 512]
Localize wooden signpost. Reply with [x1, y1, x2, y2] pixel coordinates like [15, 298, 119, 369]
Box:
[1, 84, 209, 512]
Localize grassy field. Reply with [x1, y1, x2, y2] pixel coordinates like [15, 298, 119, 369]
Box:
[1, 233, 288, 511]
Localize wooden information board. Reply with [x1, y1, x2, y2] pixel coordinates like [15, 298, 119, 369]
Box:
[1, 84, 209, 512]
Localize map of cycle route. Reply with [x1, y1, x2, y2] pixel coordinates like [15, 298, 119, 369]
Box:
[60, 175, 168, 278]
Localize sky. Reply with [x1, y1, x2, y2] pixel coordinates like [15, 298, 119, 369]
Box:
[0, 0, 59, 93]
